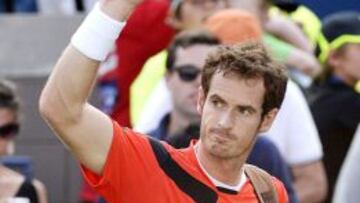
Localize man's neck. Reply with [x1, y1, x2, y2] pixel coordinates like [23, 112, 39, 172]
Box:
[168, 111, 199, 137]
[195, 143, 247, 186]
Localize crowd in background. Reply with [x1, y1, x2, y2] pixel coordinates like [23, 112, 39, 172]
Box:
[0, 0, 359, 203]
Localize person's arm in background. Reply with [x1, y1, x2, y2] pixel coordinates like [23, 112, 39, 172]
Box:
[33, 179, 48, 203]
[39, 0, 140, 175]
[286, 48, 321, 77]
[265, 14, 313, 53]
[291, 161, 328, 203]
[263, 34, 321, 77]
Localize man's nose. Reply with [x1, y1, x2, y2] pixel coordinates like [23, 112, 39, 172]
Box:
[218, 110, 234, 130]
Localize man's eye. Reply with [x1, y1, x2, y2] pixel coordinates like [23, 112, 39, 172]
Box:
[238, 109, 252, 116]
[212, 99, 223, 108]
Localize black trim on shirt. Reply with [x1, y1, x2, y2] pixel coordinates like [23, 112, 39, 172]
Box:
[149, 138, 218, 203]
[216, 187, 238, 195]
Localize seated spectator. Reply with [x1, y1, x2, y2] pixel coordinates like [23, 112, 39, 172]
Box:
[307, 11, 360, 203]
[0, 79, 48, 203]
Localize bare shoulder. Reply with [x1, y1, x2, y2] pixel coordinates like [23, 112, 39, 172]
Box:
[0, 166, 24, 183]
[0, 166, 24, 197]
[32, 179, 48, 203]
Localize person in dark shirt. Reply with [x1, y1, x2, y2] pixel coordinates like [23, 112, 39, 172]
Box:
[0, 80, 48, 203]
[307, 11, 360, 203]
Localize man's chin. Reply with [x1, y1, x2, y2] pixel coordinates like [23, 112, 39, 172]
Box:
[207, 144, 232, 159]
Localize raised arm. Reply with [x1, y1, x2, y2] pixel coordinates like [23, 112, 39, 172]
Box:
[39, 0, 140, 175]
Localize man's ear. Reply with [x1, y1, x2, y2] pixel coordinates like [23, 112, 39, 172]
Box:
[197, 86, 205, 115]
[327, 49, 344, 69]
[258, 108, 278, 133]
[165, 71, 174, 85]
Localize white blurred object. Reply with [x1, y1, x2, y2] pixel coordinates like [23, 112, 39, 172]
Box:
[6, 198, 30, 203]
[134, 79, 172, 133]
[37, 0, 97, 15]
[333, 124, 360, 203]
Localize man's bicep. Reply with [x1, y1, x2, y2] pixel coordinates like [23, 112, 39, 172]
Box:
[56, 104, 113, 175]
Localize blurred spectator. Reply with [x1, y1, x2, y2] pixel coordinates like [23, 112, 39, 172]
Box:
[148, 28, 298, 202]
[332, 124, 360, 203]
[0, 0, 37, 13]
[307, 11, 360, 203]
[0, 79, 48, 203]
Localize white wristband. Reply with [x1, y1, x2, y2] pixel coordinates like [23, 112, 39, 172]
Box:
[71, 2, 126, 61]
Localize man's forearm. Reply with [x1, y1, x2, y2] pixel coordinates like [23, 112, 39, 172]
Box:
[39, 47, 99, 124]
[39, 1, 134, 124]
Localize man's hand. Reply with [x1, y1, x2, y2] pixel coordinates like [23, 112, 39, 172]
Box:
[100, 0, 143, 21]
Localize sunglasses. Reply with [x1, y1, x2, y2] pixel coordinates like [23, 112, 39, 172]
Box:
[173, 65, 202, 82]
[0, 122, 19, 139]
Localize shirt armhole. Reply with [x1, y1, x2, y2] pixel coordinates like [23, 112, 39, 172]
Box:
[80, 120, 120, 190]
[272, 177, 289, 203]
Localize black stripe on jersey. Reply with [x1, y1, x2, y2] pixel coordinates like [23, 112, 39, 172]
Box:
[149, 138, 218, 203]
[216, 187, 238, 195]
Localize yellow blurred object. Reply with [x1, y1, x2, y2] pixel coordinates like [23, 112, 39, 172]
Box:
[130, 51, 168, 125]
[270, 5, 321, 46]
[355, 81, 360, 94]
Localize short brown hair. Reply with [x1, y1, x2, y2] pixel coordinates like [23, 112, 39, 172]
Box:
[166, 29, 220, 70]
[201, 42, 288, 116]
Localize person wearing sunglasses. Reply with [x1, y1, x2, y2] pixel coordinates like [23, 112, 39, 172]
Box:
[0, 80, 48, 203]
[146, 31, 218, 145]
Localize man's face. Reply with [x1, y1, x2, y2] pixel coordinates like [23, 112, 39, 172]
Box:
[166, 44, 217, 120]
[180, 0, 228, 29]
[332, 43, 360, 84]
[197, 73, 277, 158]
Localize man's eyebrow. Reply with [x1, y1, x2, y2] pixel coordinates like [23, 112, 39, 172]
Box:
[209, 94, 226, 102]
[236, 105, 257, 113]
